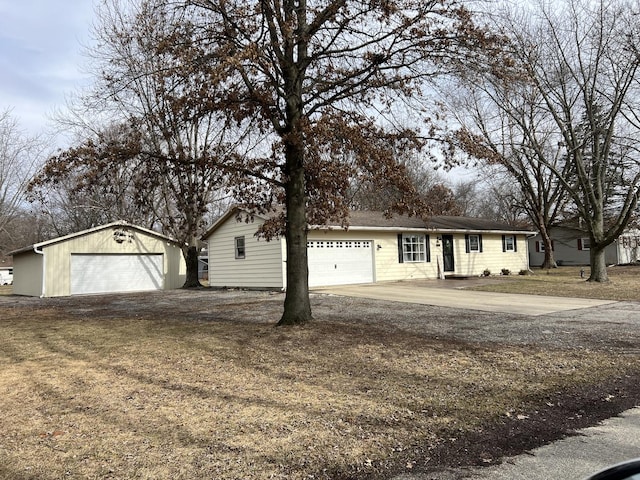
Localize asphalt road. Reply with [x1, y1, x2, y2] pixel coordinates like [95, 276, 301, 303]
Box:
[391, 407, 640, 480]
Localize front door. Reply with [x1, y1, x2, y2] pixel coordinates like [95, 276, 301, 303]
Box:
[442, 235, 455, 272]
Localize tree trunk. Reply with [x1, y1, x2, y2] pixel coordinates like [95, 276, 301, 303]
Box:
[278, 147, 312, 325]
[182, 245, 202, 288]
[539, 227, 557, 270]
[541, 248, 557, 270]
[587, 245, 609, 282]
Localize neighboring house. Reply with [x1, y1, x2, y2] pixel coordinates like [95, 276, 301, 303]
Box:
[528, 227, 640, 267]
[202, 208, 535, 289]
[618, 230, 640, 264]
[198, 253, 209, 281]
[0, 267, 13, 285]
[10, 221, 186, 297]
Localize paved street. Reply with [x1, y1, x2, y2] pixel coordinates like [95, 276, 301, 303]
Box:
[391, 407, 640, 480]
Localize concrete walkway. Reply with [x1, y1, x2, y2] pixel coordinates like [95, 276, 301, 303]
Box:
[312, 281, 615, 315]
[391, 407, 640, 480]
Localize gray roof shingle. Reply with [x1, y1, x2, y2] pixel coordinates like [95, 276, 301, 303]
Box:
[326, 210, 533, 233]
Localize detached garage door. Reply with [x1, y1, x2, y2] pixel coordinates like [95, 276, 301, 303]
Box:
[307, 240, 374, 287]
[70, 254, 164, 295]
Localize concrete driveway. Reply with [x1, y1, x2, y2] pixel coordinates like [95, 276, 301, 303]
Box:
[312, 280, 616, 316]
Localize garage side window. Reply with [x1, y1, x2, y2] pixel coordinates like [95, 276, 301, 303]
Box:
[234, 236, 246, 259]
[397, 234, 430, 263]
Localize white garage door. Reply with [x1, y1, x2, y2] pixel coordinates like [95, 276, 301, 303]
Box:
[307, 240, 374, 287]
[70, 254, 164, 295]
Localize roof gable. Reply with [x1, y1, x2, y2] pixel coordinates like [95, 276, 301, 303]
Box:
[201, 207, 272, 240]
[10, 221, 182, 256]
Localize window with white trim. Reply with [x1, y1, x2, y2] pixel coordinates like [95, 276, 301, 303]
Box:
[467, 234, 481, 252]
[402, 234, 426, 262]
[234, 236, 246, 259]
[536, 240, 554, 252]
[579, 237, 591, 250]
[504, 235, 515, 252]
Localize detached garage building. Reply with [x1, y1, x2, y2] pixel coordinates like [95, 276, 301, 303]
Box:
[11, 222, 186, 297]
[203, 207, 534, 289]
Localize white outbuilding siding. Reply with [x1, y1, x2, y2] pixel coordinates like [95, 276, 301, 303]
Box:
[11, 222, 186, 297]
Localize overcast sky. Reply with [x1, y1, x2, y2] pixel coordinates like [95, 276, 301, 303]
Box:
[0, 0, 96, 140]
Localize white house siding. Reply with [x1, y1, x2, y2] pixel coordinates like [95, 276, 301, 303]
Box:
[207, 216, 284, 288]
[370, 231, 437, 282]
[12, 251, 44, 297]
[444, 233, 530, 277]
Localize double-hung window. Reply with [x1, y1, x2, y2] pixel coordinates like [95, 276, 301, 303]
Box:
[465, 234, 483, 253]
[399, 234, 429, 262]
[578, 238, 591, 250]
[502, 235, 517, 252]
[234, 236, 246, 259]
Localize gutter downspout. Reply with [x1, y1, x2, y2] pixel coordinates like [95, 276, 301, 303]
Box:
[34, 245, 45, 298]
[525, 232, 539, 275]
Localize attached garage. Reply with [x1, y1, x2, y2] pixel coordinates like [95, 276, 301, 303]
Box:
[10, 222, 186, 297]
[203, 207, 534, 290]
[307, 240, 374, 287]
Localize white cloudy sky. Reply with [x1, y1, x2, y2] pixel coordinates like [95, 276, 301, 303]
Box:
[0, 0, 475, 182]
[0, 0, 96, 139]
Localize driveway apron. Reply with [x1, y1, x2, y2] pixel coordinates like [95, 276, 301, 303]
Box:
[312, 282, 615, 315]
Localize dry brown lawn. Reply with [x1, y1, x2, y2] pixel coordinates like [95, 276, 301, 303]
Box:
[1, 294, 639, 479]
[471, 264, 640, 301]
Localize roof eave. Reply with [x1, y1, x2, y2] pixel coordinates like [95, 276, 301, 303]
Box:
[312, 225, 537, 235]
[8, 221, 183, 256]
[201, 207, 270, 240]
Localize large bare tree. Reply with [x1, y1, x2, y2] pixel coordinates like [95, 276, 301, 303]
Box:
[28, 124, 160, 236]
[0, 109, 45, 254]
[34, 0, 240, 287]
[157, 0, 501, 324]
[444, 81, 572, 269]
[493, 0, 640, 281]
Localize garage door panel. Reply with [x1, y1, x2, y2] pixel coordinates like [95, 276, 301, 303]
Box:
[308, 240, 373, 287]
[70, 254, 164, 295]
